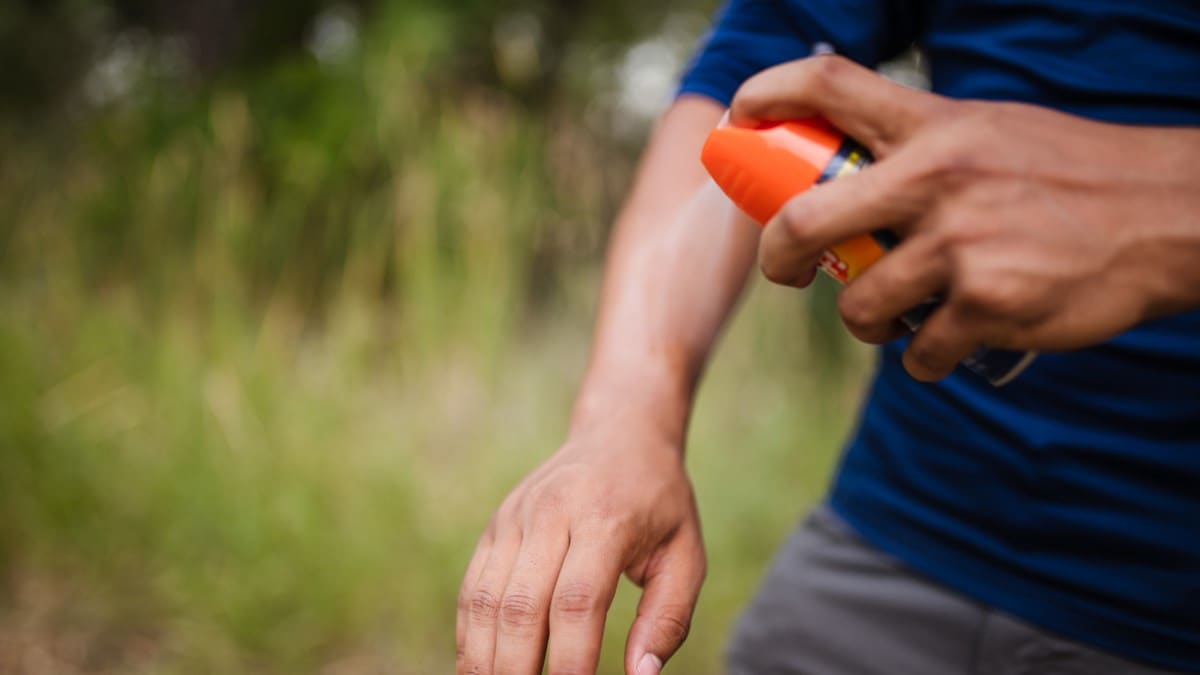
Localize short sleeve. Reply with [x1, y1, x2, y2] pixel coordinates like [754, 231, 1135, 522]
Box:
[677, 0, 923, 105]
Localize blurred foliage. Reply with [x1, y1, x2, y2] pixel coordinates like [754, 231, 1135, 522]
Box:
[0, 0, 870, 672]
[1, 0, 356, 113]
[0, 0, 705, 116]
[2, 1, 626, 320]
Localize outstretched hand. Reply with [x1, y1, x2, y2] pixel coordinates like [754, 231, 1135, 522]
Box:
[731, 55, 1200, 381]
[457, 415, 705, 675]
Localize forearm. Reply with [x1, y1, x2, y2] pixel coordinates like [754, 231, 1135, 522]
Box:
[571, 97, 759, 444]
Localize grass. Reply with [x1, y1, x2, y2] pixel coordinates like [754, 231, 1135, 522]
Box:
[0, 274, 870, 674]
[0, 7, 873, 672]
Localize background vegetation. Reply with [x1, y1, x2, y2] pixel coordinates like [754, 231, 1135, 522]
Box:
[0, 1, 876, 672]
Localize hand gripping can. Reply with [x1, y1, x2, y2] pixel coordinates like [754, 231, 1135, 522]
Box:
[701, 117, 1036, 386]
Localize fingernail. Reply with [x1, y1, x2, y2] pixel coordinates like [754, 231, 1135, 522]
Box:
[637, 653, 663, 675]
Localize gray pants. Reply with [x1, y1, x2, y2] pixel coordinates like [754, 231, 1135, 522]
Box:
[725, 507, 1181, 675]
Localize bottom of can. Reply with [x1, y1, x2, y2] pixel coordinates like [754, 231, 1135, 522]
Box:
[988, 350, 1038, 387]
[962, 347, 1038, 387]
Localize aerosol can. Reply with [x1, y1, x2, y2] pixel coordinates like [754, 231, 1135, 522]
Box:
[701, 116, 1036, 386]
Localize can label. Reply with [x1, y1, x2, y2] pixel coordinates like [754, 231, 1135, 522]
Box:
[813, 139, 1036, 386]
[814, 139, 888, 283]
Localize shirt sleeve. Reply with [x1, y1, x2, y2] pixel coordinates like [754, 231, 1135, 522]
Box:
[677, 0, 923, 105]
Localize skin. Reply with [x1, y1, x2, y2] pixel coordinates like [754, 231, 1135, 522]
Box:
[457, 96, 757, 675]
[739, 56, 1200, 379]
[458, 54, 1200, 674]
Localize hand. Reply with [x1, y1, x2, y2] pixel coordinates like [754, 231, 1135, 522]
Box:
[730, 55, 1200, 381]
[456, 415, 705, 675]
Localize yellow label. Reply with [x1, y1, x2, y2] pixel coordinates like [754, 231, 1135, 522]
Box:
[818, 235, 887, 284]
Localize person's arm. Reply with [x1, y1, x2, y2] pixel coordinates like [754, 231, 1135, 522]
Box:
[456, 95, 760, 675]
[576, 97, 761, 445]
[733, 55, 1200, 380]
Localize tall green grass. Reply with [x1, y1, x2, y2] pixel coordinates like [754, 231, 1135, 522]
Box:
[0, 6, 871, 672]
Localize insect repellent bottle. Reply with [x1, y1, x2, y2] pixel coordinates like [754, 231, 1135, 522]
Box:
[701, 116, 1036, 386]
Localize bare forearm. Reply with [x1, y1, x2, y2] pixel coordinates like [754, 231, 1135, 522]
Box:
[571, 97, 759, 442]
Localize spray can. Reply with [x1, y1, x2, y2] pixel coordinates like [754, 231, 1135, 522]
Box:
[701, 116, 1036, 386]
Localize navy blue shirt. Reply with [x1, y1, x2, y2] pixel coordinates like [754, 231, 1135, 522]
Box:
[679, 1, 1200, 670]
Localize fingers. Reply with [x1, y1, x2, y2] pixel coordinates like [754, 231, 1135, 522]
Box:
[624, 526, 705, 675]
[544, 536, 625, 675]
[758, 216, 820, 288]
[838, 234, 950, 343]
[491, 520, 571, 675]
[759, 154, 924, 288]
[902, 303, 982, 381]
[458, 532, 494, 671]
[729, 55, 948, 157]
[461, 530, 522, 675]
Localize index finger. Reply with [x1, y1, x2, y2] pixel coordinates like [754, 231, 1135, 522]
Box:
[758, 150, 927, 287]
[729, 55, 947, 157]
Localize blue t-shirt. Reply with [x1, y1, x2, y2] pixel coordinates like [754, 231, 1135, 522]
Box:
[678, 0, 1200, 670]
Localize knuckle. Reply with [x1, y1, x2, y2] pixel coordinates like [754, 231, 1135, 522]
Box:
[531, 487, 566, 516]
[837, 287, 876, 330]
[923, 96, 970, 131]
[913, 322, 953, 360]
[925, 223, 959, 259]
[908, 338, 945, 371]
[499, 590, 544, 629]
[655, 609, 693, 646]
[575, 500, 623, 532]
[587, 509, 628, 536]
[759, 254, 792, 285]
[778, 199, 814, 239]
[732, 84, 770, 117]
[987, 278, 1028, 316]
[806, 53, 850, 90]
[888, 258, 926, 290]
[926, 142, 981, 187]
[469, 588, 502, 624]
[553, 582, 601, 622]
[587, 514, 641, 555]
[759, 221, 812, 286]
[494, 498, 519, 524]
[956, 274, 1010, 314]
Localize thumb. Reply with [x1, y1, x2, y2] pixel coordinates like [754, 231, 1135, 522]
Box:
[729, 55, 946, 158]
[624, 528, 706, 675]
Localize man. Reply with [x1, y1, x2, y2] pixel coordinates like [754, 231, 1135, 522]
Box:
[457, 1, 1200, 673]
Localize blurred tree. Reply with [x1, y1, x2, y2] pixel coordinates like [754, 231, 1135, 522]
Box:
[0, 0, 372, 116]
[0, 0, 713, 118]
[0, 0, 724, 319]
[482, 0, 715, 110]
[0, 1, 98, 114]
[104, 0, 374, 73]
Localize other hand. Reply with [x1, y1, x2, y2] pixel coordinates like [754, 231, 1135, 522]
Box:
[731, 55, 1200, 381]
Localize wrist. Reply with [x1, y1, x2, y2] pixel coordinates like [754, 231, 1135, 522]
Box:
[569, 358, 695, 450]
[1125, 127, 1200, 318]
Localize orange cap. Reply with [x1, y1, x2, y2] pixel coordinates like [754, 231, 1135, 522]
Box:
[701, 117, 843, 226]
